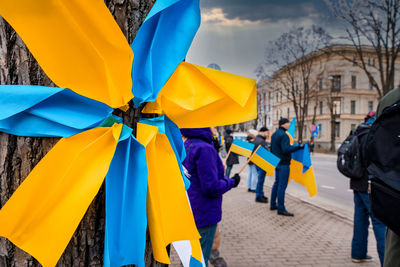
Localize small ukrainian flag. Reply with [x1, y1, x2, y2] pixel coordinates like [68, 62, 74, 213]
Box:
[230, 139, 255, 158]
[250, 146, 280, 176]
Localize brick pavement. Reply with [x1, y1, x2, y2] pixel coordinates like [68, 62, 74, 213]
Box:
[170, 170, 381, 267]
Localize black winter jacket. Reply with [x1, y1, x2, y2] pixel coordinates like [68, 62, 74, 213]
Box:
[253, 135, 269, 151]
[271, 127, 301, 166]
[225, 135, 239, 166]
[350, 123, 371, 193]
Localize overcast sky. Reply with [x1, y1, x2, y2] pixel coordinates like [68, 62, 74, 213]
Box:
[187, 0, 344, 79]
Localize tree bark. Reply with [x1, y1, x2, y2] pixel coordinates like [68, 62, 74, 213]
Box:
[0, 1, 169, 266]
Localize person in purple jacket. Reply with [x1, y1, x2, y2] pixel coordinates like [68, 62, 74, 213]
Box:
[181, 128, 240, 266]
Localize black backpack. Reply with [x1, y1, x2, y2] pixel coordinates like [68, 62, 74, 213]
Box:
[337, 126, 369, 179]
[366, 100, 400, 236]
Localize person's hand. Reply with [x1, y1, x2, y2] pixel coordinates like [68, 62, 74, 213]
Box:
[232, 173, 241, 188]
[298, 143, 305, 149]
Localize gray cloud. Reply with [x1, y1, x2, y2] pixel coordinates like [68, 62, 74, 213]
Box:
[200, 0, 336, 27]
[200, 0, 334, 23]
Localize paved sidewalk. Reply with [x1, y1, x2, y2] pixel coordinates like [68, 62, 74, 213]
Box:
[170, 172, 381, 267]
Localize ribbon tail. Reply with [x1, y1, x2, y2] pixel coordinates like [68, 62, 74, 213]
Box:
[137, 122, 200, 264]
[142, 62, 257, 128]
[0, 0, 133, 107]
[173, 239, 204, 267]
[0, 124, 122, 267]
[104, 126, 148, 267]
[0, 85, 114, 137]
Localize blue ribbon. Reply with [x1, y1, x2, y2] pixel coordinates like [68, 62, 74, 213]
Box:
[131, 0, 200, 107]
[0, 85, 114, 137]
[104, 125, 148, 267]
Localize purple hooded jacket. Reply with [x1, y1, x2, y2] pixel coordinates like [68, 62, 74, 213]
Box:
[181, 128, 235, 228]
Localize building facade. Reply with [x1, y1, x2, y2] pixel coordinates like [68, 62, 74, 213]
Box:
[256, 78, 274, 130]
[270, 45, 399, 151]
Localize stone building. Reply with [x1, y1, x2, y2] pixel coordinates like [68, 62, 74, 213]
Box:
[270, 45, 399, 151]
[256, 78, 274, 130]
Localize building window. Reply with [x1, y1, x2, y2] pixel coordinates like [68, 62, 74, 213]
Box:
[276, 110, 279, 120]
[368, 101, 374, 111]
[320, 101, 323, 115]
[318, 124, 322, 137]
[287, 107, 290, 118]
[331, 75, 341, 92]
[319, 78, 323, 90]
[368, 58, 371, 66]
[369, 80, 374, 90]
[276, 92, 279, 102]
[353, 56, 357, 66]
[372, 58, 376, 66]
[351, 124, 357, 132]
[304, 124, 307, 139]
[351, 100, 356, 114]
[351, 75, 357, 89]
[335, 122, 340, 138]
[333, 100, 341, 115]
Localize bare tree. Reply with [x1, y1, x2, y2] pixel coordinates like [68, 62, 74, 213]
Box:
[307, 49, 341, 152]
[0, 1, 169, 266]
[326, 0, 400, 97]
[263, 26, 331, 142]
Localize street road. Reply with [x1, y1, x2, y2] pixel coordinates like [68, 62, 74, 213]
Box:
[285, 153, 354, 219]
[237, 153, 355, 219]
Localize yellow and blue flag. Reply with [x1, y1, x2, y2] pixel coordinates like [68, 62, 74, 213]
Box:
[286, 118, 318, 197]
[230, 139, 255, 158]
[286, 117, 296, 144]
[250, 146, 280, 176]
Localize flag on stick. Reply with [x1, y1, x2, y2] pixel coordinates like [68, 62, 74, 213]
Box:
[229, 139, 255, 158]
[250, 146, 280, 176]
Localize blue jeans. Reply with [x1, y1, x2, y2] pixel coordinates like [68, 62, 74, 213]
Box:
[198, 224, 217, 267]
[270, 165, 290, 212]
[352, 191, 386, 265]
[247, 164, 258, 190]
[225, 165, 232, 178]
[255, 166, 266, 198]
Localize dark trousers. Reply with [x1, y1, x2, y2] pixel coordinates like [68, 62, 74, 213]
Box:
[255, 166, 266, 198]
[225, 165, 232, 178]
[270, 165, 290, 212]
[352, 191, 386, 265]
[198, 224, 217, 267]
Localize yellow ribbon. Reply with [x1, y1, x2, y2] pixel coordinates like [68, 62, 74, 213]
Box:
[143, 62, 257, 128]
[0, 0, 133, 108]
[0, 124, 122, 267]
[137, 122, 201, 264]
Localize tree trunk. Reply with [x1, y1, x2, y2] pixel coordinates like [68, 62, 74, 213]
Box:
[329, 113, 336, 153]
[0, 1, 169, 266]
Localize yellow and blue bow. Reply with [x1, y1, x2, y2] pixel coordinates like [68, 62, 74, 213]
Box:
[0, 0, 257, 266]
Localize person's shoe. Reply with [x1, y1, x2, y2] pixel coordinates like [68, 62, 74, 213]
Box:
[351, 255, 373, 263]
[209, 250, 228, 267]
[255, 196, 268, 203]
[270, 206, 277, 211]
[277, 210, 294, 216]
[248, 189, 255, 193]
[261, 196, 268, 203]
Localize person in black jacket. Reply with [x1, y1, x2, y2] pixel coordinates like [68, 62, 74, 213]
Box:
[350, 111, 386, 265]
[270, 118, 303, 216]
[224, 129, 239, 178]
[253, 127, 270, 203]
